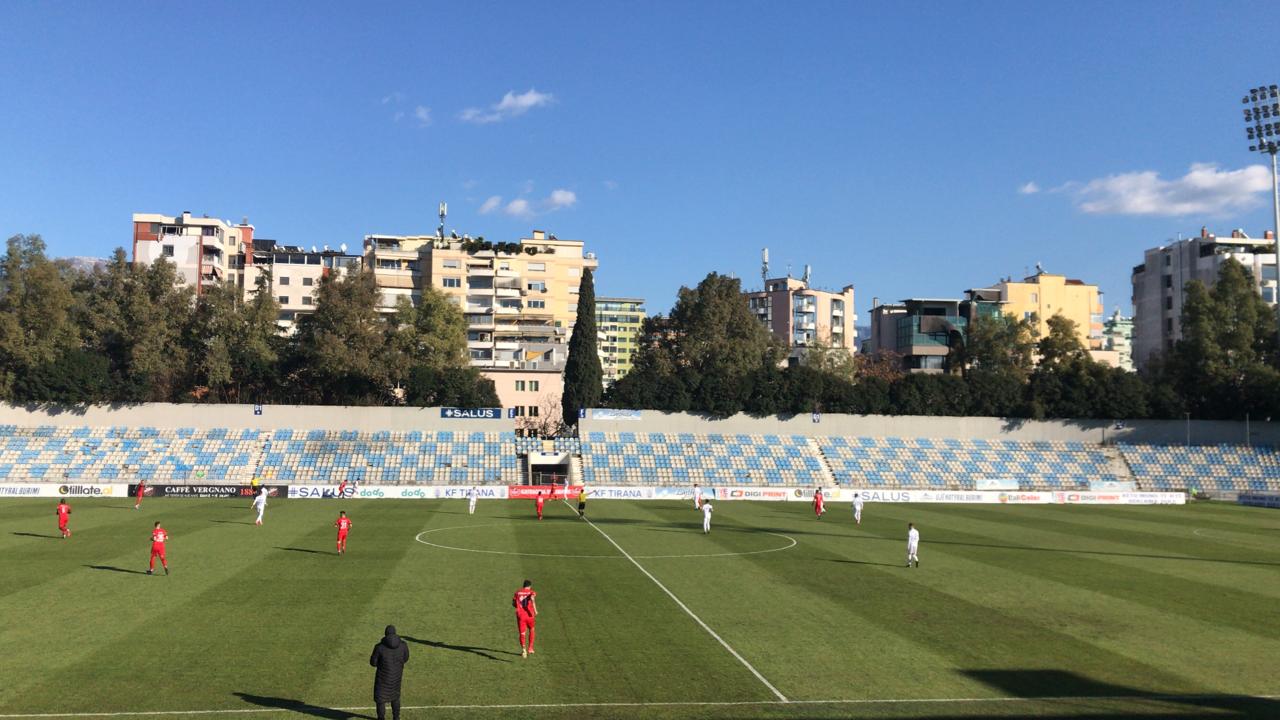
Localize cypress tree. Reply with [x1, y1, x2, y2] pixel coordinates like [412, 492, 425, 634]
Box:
[561, 267, 602, 428]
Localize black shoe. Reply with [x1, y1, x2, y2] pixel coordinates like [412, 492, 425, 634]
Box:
[164, 567, 170, 575]
[146, 570, 153, 575]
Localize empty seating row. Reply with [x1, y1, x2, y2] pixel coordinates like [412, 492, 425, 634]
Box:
[1119, 443, 1280, 493]
[581, 432, 828, 486]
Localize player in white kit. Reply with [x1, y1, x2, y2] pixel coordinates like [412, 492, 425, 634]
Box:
[701, 501, 714, 534]
[252, 486, 268, 526]
[468, 486, 478, 515]
[906, 522, 920, 568]
[692, 483, 701, 510]
[853, 492, 864, 525]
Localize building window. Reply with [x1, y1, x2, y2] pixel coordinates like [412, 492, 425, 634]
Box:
[1023, 311, 1033, 320]
[302, 297, 313, 306]
[442, 277, 461, 288]
[1165, 296, 1172, 310]
[569, 303, 578, 313]
[529, 262, 546, 272]
[442, 259, 460, 269]
[1165, 255, 1172, 266]
[202, 226, 217, 236]
[278, 296, 289, 304]
[1030, 293, 1038, 303]
[499, 262, 510, 270]
[515, 381, 526, 391]
[162, 245, 174, 257]
[530, 380, 540, 391]
[569, 286, 580, 295]
[529, 405, 539, 417]
[514, 406, 525, 417]
[279, 277, 290, 286]
[528, 300, 545, 309]
[303, 277, 313, 286]
[1166, 318, 1173, 333]
[527, 281, 546, 292]
[1164, 275, 1173, 288]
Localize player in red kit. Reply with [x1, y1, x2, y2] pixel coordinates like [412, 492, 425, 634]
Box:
[147, 521, 169, 575]
[535, 491, 545, 520]
[134, 480, 146, 510]
[813, 487, 825, 519]
[334, 511, 352, 554]
[513, 579, 538, 658]
[336, 480, 348, 499]
[56, 499, 71, 538]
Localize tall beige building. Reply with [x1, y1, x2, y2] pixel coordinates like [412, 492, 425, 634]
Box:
[364, 230, 598, 371]
[743, 275, 856, 364]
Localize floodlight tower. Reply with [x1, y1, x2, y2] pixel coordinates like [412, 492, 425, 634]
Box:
[1243, 84, 1280, 332]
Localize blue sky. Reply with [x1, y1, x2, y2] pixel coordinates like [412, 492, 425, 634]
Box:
[2, 1, 1278, 322]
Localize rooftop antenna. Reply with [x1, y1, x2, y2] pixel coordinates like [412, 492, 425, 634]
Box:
[761, 247, 769, 288]
[1035, 261, 1044, 274]
[786, 263, 792, 278]
[437, 202, 448, 239]
[803, 264, 811, 284]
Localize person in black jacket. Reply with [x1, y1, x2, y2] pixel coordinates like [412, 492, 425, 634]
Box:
[369, 625, 409, 720]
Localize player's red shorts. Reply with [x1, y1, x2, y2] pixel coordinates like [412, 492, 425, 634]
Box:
[337, 531, 348, 541]
[517, 613, 535, 632]
[58, 518, 68, 529]
[150, 543, 166, 559]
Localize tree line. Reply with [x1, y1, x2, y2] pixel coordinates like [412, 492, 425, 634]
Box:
[604, 263, 1280, 421]
[0, 234, 497, 407]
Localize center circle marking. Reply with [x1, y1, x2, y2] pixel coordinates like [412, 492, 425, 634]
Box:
[414, 523, 797, 559]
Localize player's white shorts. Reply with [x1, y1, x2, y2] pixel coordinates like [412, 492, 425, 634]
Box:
[907, 541, 918, 556]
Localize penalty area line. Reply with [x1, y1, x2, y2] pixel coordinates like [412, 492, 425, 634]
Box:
[4, 694, 1280, 717]
[571, 500, 789, 703]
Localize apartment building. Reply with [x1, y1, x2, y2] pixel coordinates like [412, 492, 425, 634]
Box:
[132, 211, 254, 294]
[132, 212, 361, 330]
[866, 298, 968, 373]
[242, 240, 363, 330]
[970, 268, 1104, 351]
[596, 297, 646, 387]
[1131, 227, 1278, 370]
[1102, 310, 1134, 371]
[743, 275, 856, 364]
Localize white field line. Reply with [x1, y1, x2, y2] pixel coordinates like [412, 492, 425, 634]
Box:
[566, 497, 789, 703]
[3, 694, 1278, 717]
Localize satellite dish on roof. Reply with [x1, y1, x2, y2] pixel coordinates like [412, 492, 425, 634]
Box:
[339, 243, 348, 253]
[323, 245, 330, 252]
[311, 246, 318, 253]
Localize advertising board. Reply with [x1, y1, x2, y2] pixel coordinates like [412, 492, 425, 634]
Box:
[508, 484, 579, 500]
[130, 484, 287, 499]
[0, 483, 129, 498]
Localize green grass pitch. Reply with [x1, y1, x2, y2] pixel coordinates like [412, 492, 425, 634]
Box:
[1, 496, 1277, 719]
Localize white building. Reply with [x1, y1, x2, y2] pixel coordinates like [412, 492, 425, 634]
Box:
[1131, 227, 1277, 370]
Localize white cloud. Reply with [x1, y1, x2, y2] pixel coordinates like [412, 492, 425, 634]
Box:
[478, 196, 503, 215]
[602, 179, 618, 191]
[1068, 163, 1270, 216]
[546, 189, 577, 210]
[1018, 181, 1040, 195]
[413, 105, 432, 127]
[459, 88, 555, 124]
[503, 198, 533, 219]
[520, 179, 536, 195]
[381, 91, 405, 105]
[392, 111, 405, 122]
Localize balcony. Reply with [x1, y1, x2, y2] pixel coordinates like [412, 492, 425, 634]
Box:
[495, 287, 521, 299]
[495, 305, 520, 315]
[465, 304, 494, 314]
[467, 266, 495, 277]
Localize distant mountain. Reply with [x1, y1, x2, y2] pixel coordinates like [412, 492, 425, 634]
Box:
[57, 256, 109, 272]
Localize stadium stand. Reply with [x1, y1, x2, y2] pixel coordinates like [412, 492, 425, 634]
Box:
[258, 429, 519, 485]
[580, 431, 829, 486]
[815, 436, 1118, 490]
[1118, 443, 1280, 493]
[0, 425, 519, 485]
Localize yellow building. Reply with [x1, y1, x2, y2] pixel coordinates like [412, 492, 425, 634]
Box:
[596, 297, 646, 387]
[363, 229, 599, 412]
[974, 269, 1104, 349]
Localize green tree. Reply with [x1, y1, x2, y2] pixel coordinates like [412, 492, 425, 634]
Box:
[562, 267, 603, 427]
[288, 269, 390, 404]
[0, 235, 81, 399]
